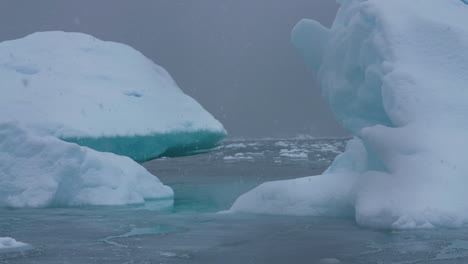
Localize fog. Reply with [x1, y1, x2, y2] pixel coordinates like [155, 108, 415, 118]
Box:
[0, 0, 347, 138]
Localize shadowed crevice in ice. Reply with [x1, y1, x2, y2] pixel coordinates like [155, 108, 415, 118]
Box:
[123, 91, 143, 98]
[3, 63, 40, 75]
[14, 65, 39, 75]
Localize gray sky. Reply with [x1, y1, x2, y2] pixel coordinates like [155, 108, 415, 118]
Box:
[0, 0, 347, 138]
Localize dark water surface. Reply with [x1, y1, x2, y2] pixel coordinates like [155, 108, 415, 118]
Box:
[2, 139, 468, 264]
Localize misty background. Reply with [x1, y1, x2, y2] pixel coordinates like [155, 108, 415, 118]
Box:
[0, 0, 347, 138]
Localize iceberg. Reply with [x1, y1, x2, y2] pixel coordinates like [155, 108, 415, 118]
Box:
[231, 0, 468, 229]
[0, 31, 226, 162]
[0, 122, 173, 207]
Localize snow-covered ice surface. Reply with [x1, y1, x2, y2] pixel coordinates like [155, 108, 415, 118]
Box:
[0, 31, 226, 162]
[0, 122, 173, 208]
[231, 0, 468, 229]
[4, 139, 468, 263]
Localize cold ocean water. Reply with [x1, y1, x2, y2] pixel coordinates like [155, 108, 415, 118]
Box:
[1, 138, 468, 264]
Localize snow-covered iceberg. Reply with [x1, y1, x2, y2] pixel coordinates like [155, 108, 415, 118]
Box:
[0, 122, 173, 207]
[0, 31, 226, 162]
[231, 0, 468, 229]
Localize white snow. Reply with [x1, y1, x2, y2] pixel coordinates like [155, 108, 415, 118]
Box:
[0, 237, 29, 250]
[231, 0, 468, 229]
[0, 31, 226, 161]
[0, 31, 224, 138]
[0, 123, 173, 208]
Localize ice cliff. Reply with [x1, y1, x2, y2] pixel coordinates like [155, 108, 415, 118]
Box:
[0, 31, 226, 162]
[230, 0, 468, 229]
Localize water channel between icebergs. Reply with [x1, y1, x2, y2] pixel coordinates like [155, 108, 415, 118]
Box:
[2, 139, 468, 264]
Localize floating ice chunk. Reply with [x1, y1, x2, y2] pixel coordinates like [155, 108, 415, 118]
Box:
[160, 252, 178, 257]
[159, 252, 191, 259]
[288, 153, 308, 159]
[223, 153, 254, 161]
[0, 123, 173, 208]
[0, 237, 29, 250]
[245, 152, 264, 156]
[280, 152, 308, 159]
[0, 31, 226, 162]
[275, 141, 289, 147]
[231, 0, 468, 229]
[224, 143, 247, 149]
[280, 148, 309, 159]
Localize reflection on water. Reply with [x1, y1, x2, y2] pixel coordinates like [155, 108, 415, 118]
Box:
[2, 138, 468, 263]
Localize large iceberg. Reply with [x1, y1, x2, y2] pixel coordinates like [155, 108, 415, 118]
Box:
[230, 0, 468, 229]
[0, 31, 226, 162]
[0, 122, 173, 207]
